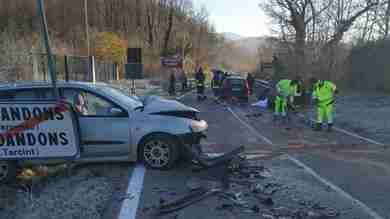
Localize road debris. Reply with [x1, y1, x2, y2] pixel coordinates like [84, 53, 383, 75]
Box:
[117, 193, 135, 201]
[149, 154, 342, 218]
[153, 188, 221, 215]
[246, 113, 263, 118]
[254, 193, 274, 206]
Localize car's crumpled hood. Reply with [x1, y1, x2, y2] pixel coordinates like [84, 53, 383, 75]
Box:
[142, 95, 199, 114]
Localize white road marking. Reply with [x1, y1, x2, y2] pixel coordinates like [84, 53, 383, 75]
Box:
[176, 91, 194, 100]
[227, 107, 273, 145]
[288, 155, 385, 219]
[228, 107, 385, 219]
[297, 113, 385, 146]
[118, 164, 146, 219]
[333, 127, 385, 146]
[255, 80, 385, 147]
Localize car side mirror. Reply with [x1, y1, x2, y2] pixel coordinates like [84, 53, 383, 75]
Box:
[109, 107, 127, 117]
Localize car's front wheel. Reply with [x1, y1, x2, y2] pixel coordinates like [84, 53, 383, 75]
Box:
[139, 134, 179, 170]
[0, 161, 16, 184]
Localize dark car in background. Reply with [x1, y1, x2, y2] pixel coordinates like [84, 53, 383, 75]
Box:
[222, 76, 250, 102]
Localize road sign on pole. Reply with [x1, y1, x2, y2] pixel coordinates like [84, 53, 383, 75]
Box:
[160, 55, 183, 68]
[37, 0, 59, 99]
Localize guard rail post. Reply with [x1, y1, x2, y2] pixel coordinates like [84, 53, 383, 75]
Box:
[64, 55, 69, 82]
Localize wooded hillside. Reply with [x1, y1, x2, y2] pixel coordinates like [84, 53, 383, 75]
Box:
[0, 0, 224, 77]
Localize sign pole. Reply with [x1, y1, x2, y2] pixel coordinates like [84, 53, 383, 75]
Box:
[132, 79, 136, 95]
[37, 0, 59, 99]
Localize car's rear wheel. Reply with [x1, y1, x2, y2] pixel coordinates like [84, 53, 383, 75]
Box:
[139, 134, 179, 170]
[0, 161, 16, 184]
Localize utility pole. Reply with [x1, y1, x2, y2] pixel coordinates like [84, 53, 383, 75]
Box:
[182, 32, 186, 69]
[84, 0, 90, 56]
[385, 0, 390, 38]
[37, 0, 59, 98]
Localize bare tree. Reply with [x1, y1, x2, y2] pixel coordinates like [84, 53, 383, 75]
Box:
[260, 0, 378, 79]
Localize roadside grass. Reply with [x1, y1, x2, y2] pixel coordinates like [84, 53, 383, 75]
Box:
[16, 164, 68, 187]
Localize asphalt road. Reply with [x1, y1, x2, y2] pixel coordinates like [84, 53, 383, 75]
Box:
[121, 90, 390, 219]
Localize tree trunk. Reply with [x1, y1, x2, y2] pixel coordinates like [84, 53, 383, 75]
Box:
[293, 16, 306, 77]
[162, 4, 174, 55]
[146, 6, 154, 47]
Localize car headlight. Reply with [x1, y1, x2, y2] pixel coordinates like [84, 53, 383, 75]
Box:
[190, 120, 208, 133]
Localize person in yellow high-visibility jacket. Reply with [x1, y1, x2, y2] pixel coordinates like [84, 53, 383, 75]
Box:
[312, 79, 338, 131]
[274, 79, 300, 122]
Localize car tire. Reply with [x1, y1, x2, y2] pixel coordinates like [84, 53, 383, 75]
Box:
[139, 134, 179, 170]
[0, 161, 17, 184]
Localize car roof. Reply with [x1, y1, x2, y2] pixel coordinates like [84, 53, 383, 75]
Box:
[0, 80, 108, 90]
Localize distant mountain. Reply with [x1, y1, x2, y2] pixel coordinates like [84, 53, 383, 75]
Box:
[213, 35, 268, 73]
[222, 32, 243, 41]
[220, 32, 266, 54]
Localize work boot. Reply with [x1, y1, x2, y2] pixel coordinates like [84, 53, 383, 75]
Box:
[327, 123, 333, 132]
[284, 117, 291, 130]
[314, 123, 322, 131]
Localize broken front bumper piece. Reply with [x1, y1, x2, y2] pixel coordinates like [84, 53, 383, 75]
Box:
[180, 127, 245, 169]
[185, 144, 245, 169]
[154, 187, 221, 215]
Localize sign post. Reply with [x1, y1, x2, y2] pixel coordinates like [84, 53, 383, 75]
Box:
[37, 0, 59, 98]
[160, 55, 183, 68]
[125, 48, 144, 95]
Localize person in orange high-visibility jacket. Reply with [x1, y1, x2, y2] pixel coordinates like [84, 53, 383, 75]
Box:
[312, 79, 338, 131]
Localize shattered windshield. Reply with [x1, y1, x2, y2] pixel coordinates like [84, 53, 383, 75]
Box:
[99, 86, 143, 110]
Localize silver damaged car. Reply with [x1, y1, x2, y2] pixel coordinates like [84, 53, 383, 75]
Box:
[0, 81, 208, 182]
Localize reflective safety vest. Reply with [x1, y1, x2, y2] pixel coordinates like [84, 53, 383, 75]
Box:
[276, 79, 297, 98]
[312, 80, 336, 104]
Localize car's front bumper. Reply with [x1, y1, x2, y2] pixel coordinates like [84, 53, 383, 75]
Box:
[190, 120, 208, 133]
[178, 131, 206, 146]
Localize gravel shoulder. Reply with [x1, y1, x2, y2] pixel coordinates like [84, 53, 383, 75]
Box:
[0, 164, 131, 219]
[335, 93, 390, 144]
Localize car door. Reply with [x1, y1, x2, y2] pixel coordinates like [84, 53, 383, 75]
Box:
[62, 88, 131, 158]
[0, 88, 40, 101]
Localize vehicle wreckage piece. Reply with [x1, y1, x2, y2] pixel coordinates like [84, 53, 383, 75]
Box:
[153, 187, 221, 215]
[154, 147, 246, 215]
[184, 144, 245, 170]
[181, 127, 245, 170]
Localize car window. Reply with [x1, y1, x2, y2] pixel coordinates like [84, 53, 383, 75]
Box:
[38, 88, 58, 100]
[0, 89, 39, 100]
[62, 88, 126, 117]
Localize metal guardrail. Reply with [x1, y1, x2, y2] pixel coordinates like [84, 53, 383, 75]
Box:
[255, 79, 271, 88]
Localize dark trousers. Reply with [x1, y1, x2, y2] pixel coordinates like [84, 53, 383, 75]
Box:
[197, 85, 204, 95]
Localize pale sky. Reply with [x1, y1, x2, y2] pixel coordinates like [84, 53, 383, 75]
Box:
[193, 0, 270, 37]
